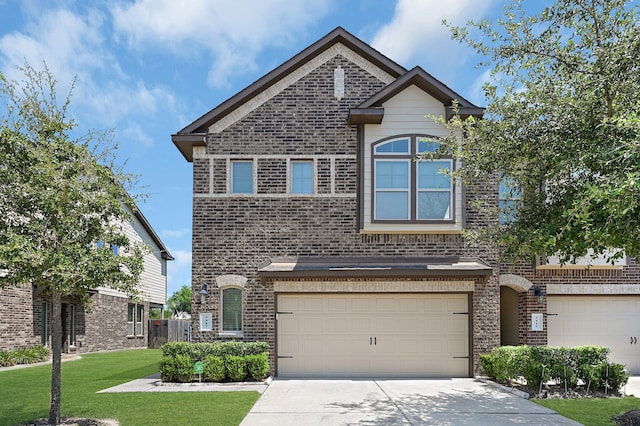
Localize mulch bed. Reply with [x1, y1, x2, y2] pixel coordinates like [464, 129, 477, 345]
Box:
[22, 418, 118, 426]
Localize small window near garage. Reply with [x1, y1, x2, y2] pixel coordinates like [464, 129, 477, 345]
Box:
[221, 287, 243, 336]
[41, 302, 48, 345]
[291, 160, 313, 194]
[231, 160, 254, 194]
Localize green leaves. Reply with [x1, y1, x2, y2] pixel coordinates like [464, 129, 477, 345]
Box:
[0, 63, 144, 302]
[444, 0, 640, 261]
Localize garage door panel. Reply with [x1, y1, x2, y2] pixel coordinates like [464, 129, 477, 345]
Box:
[548, 296, 640, 374]
[277, 293, 469, 378]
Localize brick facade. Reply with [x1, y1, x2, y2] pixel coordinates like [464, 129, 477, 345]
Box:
[0, 285, 149, 354]
[177, 28, 640, 377]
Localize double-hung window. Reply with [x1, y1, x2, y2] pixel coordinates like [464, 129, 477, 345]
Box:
[373, 136, 453, 222]
[498, 177, 521, 224]
[291, 160, 313, 194]
[231, 160, 253, 194]
[127, 303, 144, 337]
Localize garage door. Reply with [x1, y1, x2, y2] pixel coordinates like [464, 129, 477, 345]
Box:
[548, 296, 640, 373]
[277, 293, 469, 378]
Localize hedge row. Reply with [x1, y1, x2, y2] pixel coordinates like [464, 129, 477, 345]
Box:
[160, 341, 270, 383]
[481, 345, 629, 393]
[0, 345, 50, 367]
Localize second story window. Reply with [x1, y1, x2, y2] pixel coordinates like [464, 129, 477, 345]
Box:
[291, 160, 313, 194]
[231, 160, 253, 194]
[373, 136, 453, 222]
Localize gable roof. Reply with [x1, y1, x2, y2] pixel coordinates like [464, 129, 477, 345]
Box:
[132, 206, 174, 261]
[172, 27, 484, 161]
[172, 27, 407, 161]
[348, 66, 484, 125]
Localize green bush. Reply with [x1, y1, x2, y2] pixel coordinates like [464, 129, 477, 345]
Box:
[203, 355, 226, 382]
[245, 353, 269, 381]
[0, 345, 49, 367]
[159, 341, 270, 382]
[160, 354, 194, 383]
[225, 355, 247, 382]
[596, 362, 630, 392]
[481, 345, 629, 393]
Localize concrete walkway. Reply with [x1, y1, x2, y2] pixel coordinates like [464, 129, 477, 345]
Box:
[240, 379, 583, 426]
[98, 372, 270, 393]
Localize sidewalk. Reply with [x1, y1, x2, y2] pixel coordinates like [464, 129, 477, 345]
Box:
[97, 373, 270, 393]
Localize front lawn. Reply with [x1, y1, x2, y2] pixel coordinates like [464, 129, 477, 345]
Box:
[535, 397, 640, 426]
[0, 349, 260, 426]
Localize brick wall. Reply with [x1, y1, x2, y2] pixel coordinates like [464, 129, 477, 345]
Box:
[0, 285, 148, 354]
[190, 54, 500, 376]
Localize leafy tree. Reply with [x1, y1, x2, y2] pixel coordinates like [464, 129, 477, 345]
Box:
[168, 285, 192, 315]
[441, 0, 640, 262]
[0, 64, 145, 424]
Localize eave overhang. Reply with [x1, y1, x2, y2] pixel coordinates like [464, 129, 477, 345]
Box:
[348, 108, 385, 125]
[258, 256, 493, 279]
[171, 133, 207, 162]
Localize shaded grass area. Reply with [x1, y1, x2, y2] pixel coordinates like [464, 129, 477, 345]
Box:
[0, 349, 260, 426]
[535, 396, 640, 426]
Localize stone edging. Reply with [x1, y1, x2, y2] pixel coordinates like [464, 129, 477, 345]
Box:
[154, 375, 272, 387]
[475, 376, 531, 399]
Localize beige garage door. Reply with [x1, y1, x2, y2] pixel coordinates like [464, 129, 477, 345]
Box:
[277, 293, 469, 378]
[548, 296, 640, 373]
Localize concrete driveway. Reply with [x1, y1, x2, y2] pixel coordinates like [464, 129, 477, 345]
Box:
[240, 378, 582, 426]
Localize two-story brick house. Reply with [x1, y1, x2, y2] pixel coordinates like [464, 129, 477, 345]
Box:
[0, 205, 173, 354]
[173, 27, 640, 377]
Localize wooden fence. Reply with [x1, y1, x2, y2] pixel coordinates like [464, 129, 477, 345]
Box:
[148, 319, 191, 348]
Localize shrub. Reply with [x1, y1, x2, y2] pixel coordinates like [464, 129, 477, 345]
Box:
[245, 353, 269, 381]
[160, 354, 193, 383]
[225, 355, 247, 382]
[0, 345, 49, 367]
[596, 362, 630, 392]
[481, 345, 630, 394]
[203, 355, 226, 382]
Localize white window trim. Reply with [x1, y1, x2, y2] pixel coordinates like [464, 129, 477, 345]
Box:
[373, 158, 411, 220]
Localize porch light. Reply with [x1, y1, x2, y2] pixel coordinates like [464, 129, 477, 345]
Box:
[199, 282, 209, 304]
[534, 286, 544, 305]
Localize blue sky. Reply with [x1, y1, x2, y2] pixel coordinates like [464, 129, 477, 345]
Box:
[1, 0, 517, 299]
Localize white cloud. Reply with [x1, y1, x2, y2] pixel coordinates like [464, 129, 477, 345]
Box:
[0, 5, 176, 148]
[111, 0, 333, 88]
[371, 0, 494, 79]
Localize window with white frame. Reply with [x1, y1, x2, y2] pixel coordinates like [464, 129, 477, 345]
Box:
[291, 160, 313, 194]
[127, 303, 144, 337]
[373, 136, 453, 222]
[231, 160, 253, 194]
[221, 287, 243, 335]
[127, 304, 134, 336]
[136, 304, 143, 336]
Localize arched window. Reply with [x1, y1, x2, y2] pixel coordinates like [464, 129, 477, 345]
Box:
[216, 275, 247, 336]
[221, 287, 243, 335]
[372, 135, 453, 222]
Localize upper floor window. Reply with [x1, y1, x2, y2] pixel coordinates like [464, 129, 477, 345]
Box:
[499, 177, 521, 224]
[291, 160, 313, 194]
[373, 136, 453, 222]
[231, 160, 253, 194]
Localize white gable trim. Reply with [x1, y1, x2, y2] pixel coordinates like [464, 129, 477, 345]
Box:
[208, 43, 396, 134]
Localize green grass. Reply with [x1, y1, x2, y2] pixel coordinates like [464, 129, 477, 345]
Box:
[0, 349, 260, 426]
[535, 396, 640, 425]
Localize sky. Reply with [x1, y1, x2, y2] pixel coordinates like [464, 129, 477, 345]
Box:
[0, 0, 524, 300]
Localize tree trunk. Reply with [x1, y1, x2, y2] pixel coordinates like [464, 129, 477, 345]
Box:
[48, 289, 62, 425]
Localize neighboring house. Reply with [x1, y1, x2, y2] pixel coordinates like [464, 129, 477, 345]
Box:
[0, 205, 173, 354]
[172, 27, 640, 378]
